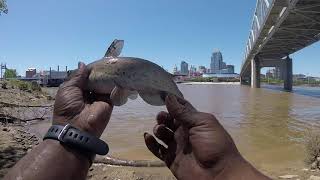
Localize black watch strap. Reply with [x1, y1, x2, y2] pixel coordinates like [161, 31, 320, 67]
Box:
[43, 124, 109, 155]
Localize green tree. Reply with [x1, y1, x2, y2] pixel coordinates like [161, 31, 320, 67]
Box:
[4, 69, 17, 79]
[0, 0, 8, 15]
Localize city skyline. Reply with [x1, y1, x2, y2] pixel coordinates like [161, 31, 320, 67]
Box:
[1, 1, 319, 77]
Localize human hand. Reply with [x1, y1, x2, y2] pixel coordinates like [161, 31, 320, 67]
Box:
[53, 62, 113, 137]
[144, 95, 268, 180]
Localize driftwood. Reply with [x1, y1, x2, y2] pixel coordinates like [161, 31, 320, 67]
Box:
[0, 112, 46, 123]
[19, 117, 45, 122]
[0, 101, 53, 108]
[94, 156, 166, 167]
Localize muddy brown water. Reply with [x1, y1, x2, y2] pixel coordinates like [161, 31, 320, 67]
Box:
[31, 84, 320, 174]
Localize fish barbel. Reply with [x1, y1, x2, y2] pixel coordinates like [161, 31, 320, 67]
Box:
[82, 39, 183, 106]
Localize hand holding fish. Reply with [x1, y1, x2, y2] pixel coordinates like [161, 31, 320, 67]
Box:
[53, 62, 113, 137]
[144, 95, 271, 180]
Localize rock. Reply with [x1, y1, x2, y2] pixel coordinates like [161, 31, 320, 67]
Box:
[309, 175, 320, 180]
[279, 175, 299, 179]
[302, 168, 309, 171]
[317, 157, 320, 162]
[311, 161, 318, 169]
[46, 95, 53, 100]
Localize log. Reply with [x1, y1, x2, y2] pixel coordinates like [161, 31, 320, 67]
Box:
[94, 156, 166, 167]
[0, 101, 53, 108]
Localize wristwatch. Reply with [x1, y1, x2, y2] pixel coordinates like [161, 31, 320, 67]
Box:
[43, 124, 109, 161]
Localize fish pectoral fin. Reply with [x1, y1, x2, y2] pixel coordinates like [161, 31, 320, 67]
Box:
[138, 91, 166, 106]
[104, 39, 124, 58]
[128, 90, 138, 100]
[110, 86, 130, 106]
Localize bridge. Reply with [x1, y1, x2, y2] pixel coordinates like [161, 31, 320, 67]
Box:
[240, 0, 320, 90]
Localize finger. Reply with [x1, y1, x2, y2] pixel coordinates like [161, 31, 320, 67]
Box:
[165, 95, 197, 126]
[153, 124, 174, 145]
[144, 133, 167, 161]
[85, 92, 112, 104]
[86, 101, 113, 137]
[64, 62, 90, 89]
[156, 111, 175, 130]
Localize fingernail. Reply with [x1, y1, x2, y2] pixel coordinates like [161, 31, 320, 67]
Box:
[78, 62, 85, 69]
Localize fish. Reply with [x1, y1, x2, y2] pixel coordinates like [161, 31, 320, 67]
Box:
[81, 39, 183, 106]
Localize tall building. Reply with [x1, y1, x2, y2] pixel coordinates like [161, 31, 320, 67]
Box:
[210, 50, 223, 74]
[180, 61, 189, 75]
[173, 64, 178, 74]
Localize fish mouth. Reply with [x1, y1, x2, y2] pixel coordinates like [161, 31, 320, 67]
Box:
[160, 91, 168, 101]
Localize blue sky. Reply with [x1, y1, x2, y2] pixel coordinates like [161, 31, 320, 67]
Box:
[1, 0, 319, 76]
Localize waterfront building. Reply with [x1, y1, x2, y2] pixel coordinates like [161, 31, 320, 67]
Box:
[26, 68, 36, 78]
[293, 74, 306, 81]
[180, 61, 189, 75]
[203, 73, 239, 78]
[198, 66, 207, 74]
[226, 65, 234, 74]
[222, 62, 227, 69]
[266, 68, 281, 79]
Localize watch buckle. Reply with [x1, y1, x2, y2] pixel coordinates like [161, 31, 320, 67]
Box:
[58, 124, 71, 142]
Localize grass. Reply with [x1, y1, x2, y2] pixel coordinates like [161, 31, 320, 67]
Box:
[305, 130, 320, 165]
[2, 80, 41, 92]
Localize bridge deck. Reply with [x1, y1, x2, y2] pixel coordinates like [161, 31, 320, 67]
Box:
[241, 0, 320, 76]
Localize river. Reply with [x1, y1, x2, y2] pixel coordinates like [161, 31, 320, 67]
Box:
[31, 84, 320, 174]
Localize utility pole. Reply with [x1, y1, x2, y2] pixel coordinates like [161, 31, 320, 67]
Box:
[0, 63, 7, 80]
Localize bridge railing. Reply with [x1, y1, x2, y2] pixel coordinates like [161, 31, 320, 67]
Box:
[242, 0, 274, 70]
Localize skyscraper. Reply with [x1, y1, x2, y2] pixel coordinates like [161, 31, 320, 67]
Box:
[180, 61, 189, 75]
[210, 50, 223, 74]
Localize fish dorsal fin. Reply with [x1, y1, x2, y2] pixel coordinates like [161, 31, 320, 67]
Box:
[104, 39, 124, 58]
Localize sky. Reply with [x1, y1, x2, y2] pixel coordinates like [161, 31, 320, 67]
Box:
[0, 0, 319, 76]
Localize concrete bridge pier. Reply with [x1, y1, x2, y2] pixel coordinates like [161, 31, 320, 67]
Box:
[251, 58, 260, 88]
[282, 56, 293, 91]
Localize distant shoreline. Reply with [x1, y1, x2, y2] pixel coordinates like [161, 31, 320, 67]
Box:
[179, 82, 240, 85]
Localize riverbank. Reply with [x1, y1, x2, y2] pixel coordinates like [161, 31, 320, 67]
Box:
[181, 81, 240, 85]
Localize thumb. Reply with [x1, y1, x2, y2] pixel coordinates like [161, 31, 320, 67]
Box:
[165, 95, 197, 127]
[65, 62, 89, 89]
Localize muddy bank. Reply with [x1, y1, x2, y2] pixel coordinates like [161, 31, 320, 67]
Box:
[0, 125, 40, 178]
